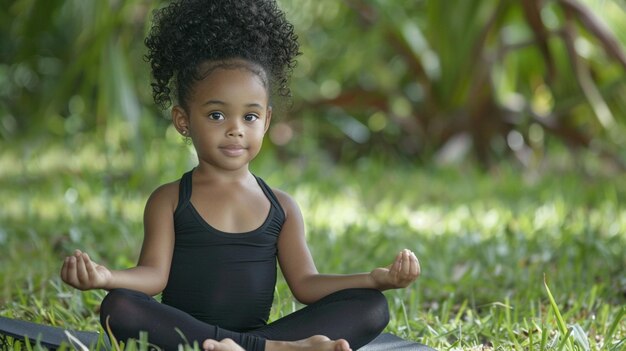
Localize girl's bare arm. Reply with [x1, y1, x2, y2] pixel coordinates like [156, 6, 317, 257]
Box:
[275, 189, 420, 305]
[60, 182, 177, 296]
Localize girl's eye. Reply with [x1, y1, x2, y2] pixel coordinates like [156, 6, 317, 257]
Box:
[244, 114, 259, 122]
[208, 112, 224, 121]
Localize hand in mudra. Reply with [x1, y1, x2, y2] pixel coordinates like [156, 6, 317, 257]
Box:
[370, 249, 420, 290]
[60, 249, 112, 290]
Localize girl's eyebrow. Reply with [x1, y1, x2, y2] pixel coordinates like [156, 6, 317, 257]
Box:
[203, 99, 227, 106]
[203, 100, 264, 109]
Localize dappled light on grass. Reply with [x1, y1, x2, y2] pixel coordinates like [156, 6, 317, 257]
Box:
[403, 205, 512, 238]
[1, 137, 625, 350]
[293, 185, 365, 239]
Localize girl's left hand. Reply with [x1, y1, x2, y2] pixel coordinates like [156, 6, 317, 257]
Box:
[370, 249, 420, 290]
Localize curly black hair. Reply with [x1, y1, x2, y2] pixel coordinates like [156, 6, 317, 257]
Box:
[144, 0, 300, 110]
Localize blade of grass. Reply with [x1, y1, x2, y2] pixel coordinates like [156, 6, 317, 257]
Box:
[604, 305, 625, 346]
[610, 337, 626, 351]
[570, 323, 590, 351]
[105, 316, 121, 351]
[538, 320, 548, 351]
[544, 273, 574, 350]
[503, 297, 524, 350]
[400, 298, 413, 335]
[557, 327, 574, 351]
[526, 319, 535, 350]
[453, 299, 468, 324]
[64, 330, 89, 351]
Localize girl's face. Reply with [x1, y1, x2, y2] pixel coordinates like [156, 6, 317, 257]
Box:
[173, 61, 271, 173]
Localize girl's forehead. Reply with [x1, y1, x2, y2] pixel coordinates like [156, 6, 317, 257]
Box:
[190, 63, 269, 105]
[197, 59, 268, 85]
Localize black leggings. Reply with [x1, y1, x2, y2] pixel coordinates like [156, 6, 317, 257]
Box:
[100, 288, 389, 351]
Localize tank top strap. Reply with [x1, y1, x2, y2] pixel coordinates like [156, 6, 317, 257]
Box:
[174, 169, 194, 215]
[255, 176, 286, 220]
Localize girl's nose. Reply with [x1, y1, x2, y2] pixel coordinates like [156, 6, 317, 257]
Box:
[226, 120, 244, 137]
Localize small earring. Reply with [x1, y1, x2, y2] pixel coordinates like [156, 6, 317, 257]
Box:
[181, 130, 192, 145]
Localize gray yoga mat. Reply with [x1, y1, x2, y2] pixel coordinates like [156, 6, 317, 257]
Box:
[0, 315, 108, 350]
[359, 332, 436, 351]
[0, 315, 435, 350]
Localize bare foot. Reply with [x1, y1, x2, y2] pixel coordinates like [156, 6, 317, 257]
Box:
[268, 335, 352, 351]
[203, 335, 351, 351]
[203, 338, 245, 351]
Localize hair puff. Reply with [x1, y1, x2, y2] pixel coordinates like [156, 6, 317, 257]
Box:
[144, 0, 300, 109]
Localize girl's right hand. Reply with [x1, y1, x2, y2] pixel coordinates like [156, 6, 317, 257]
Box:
[60, 249, 112, 291]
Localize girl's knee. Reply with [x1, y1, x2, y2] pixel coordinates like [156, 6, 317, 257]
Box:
[346, 289, 390, 347]
[102, 289, 137, 310]
[364, 289, 390, 330]
[336, 288, 390, 333]
[100, 289, 148, 327]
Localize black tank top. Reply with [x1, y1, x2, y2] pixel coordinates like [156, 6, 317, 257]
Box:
[161, 170, 286, 332]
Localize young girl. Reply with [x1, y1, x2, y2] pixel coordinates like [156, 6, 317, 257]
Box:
[60, 1, 420, 350]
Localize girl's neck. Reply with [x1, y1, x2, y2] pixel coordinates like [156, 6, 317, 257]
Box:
[193, 163, 252, 184]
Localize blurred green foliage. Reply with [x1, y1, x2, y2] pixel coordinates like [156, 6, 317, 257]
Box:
[1, 0, 626, 169]
[1, 2, 625, 349]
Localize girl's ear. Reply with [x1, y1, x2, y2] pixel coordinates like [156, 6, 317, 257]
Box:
[172, 105, 190, 135]
[264, 106, 272, 133]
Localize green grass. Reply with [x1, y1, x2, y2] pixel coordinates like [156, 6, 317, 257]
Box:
[0, 132, 625, 350]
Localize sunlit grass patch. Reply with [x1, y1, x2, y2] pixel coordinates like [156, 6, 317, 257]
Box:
[1, 137, 625, 350]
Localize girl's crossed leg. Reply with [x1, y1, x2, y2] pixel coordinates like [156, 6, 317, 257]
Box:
[100, 288, 388, 351]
